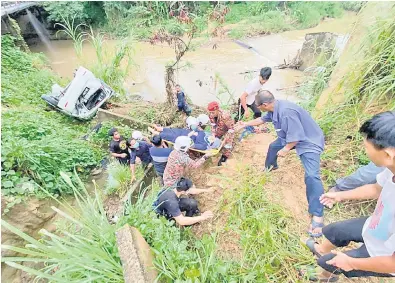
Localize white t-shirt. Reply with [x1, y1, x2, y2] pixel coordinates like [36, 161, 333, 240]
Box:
[363, 168, 395, 275]
[243, 77, 263, 105]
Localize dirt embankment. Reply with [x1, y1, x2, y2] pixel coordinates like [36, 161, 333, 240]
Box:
[185, 132, 310, 263]
[186, 132, 390, 283]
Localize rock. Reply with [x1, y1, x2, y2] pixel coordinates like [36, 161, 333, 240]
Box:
[115, 225, 157, 283]
[299, 32, 338, 71]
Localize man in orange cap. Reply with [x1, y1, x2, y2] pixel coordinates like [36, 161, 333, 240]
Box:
[207, 101, 235, 166]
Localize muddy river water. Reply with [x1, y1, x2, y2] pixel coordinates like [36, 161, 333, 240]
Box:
[30, 12, 357, 106]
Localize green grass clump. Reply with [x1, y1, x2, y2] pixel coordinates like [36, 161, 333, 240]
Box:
[105, 161, 144, 196]
[1, 173, 123, 282]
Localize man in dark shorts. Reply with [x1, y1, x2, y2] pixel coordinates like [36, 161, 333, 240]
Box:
[108, 128, 129, 165]
[302, 111, 395, 281]
[153, 177, 214, 226]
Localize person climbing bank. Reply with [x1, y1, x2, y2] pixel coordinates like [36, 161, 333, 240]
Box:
[108, 128, 130, 165]
[154, 177, 214, 226]
[128, 138, 152, 183]
[236, 67, 272, 122]
[163, 136, 211, 187]
[236, 90, 325, 237]
[207, 101, 235, 166]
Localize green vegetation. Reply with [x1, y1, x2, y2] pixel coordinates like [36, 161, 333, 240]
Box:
[217, 165, 313, 281]
[1, 35, 104, 199]
[1, 172, 123, 282]
[42, 1, 362, 40]
[43, 1, 106, 25]
[106, 161, 144, 196]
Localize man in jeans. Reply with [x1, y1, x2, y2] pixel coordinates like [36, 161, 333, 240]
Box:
[329, 161, 384, 192]
[236, 90, 325, 237]
[303, 111, 395, 281]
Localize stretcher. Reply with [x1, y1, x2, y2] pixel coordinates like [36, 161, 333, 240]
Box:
[147, 126, 226, 155]
[162, 138, 226, 155]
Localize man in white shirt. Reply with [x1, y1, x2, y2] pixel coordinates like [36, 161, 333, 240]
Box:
[235, 67, 272, 122]
[303, 111, 395, 281]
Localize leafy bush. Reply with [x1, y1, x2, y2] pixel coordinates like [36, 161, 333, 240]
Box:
[340, 1, 365, 12]
[43, 1, 106, 25]
[289, 2, 343, 28]
[1, 110, 104, 196]
[1, 172, 123, 282]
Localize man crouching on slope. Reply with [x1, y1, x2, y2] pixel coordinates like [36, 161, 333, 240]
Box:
[153, 177, 214, 226]
[303, 111, 395, 281]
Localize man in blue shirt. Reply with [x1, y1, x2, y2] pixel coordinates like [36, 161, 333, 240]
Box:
[149, 135, 173, 185]
[128, 138, 153, 183]
[236, 90, 325, 237]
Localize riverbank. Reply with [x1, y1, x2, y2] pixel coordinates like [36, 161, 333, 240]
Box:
[29, 11, 358, 107]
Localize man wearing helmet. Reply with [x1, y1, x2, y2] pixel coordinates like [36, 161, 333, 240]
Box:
[132, 130, 151, 143]
[207, 101, 235, 166]
[197, 114, 210, 131]
[154, 177, 214, 226]
[163, 136, 212, 187]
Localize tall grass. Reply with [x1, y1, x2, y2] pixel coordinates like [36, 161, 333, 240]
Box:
[55, 16, 86, 57]
[218, 164, 313, 281]
[1, 172, 123, 282]
[345, 11, 395, 106]
[105, 161, 144, 196]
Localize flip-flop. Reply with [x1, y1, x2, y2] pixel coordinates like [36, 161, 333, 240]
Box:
[308, 219, 324, 238]
[298, 266, 339, 282]
[303, 238, 322, 258]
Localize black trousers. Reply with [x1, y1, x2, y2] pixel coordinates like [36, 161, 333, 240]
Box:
[235, 98, 262, 122]
[318, 217, 393, 278]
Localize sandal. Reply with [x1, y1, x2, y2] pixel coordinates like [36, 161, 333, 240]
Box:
[298, 266, 339, 282]
[303, 238, 322, 258]
[308, 219, 324, 238]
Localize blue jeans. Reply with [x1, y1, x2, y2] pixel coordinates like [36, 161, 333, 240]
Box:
[265, 138, 324, 217]
[335, 161, 384, 191]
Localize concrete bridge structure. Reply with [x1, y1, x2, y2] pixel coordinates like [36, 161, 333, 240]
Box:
[1, 1, 38, 17]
